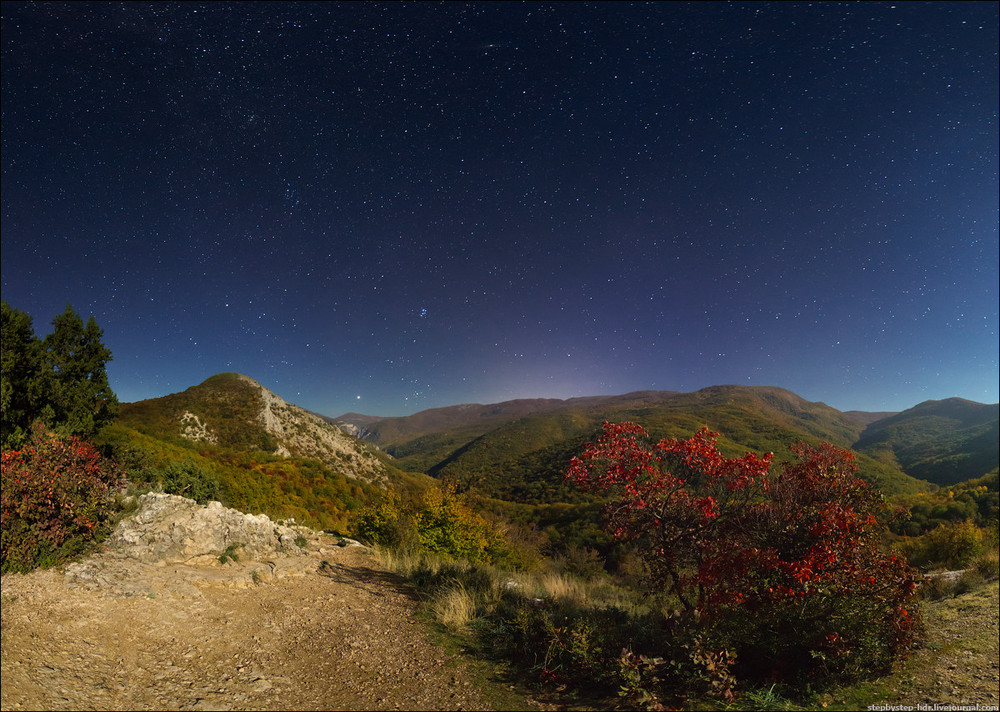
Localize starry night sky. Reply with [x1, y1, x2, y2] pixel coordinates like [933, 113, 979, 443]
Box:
[2, 1, 997, 417]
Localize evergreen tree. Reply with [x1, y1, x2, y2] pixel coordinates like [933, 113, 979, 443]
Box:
[41, 305, 119, 439]
[1, 302, 44, 449]
[0, 302, 118, 449]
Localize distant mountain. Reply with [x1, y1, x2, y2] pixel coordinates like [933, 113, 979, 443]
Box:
[338, 385, 932, 499]
[853, 398, 1000, 486]
[843, 410, 899, 427]
[331, 391, 680, 473]
[118, 373, 391, 484]
[332, 392, 678, 445]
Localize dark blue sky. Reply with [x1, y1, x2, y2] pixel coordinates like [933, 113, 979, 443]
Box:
[2, 1, 997, 416]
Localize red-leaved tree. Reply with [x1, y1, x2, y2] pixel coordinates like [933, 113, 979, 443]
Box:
[566, 423, 921, 685]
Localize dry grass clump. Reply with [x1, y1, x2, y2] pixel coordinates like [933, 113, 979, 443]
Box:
[537, 571, 589, 605]
[431, 583, 478, 630]
[973, 547, 999, 581]
[376, 545, 650, 633]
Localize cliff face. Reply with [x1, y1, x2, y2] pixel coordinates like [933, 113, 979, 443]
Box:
[244, 375, 389, 483]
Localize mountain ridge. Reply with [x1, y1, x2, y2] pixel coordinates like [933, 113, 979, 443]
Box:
[334, 387, 918, 445]
[118, 375, 996, 502]
[333, 383, 946, 498]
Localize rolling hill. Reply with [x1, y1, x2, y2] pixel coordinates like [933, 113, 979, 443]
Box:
[338, 385, 936, 499]
[853, 398, 1000, 486]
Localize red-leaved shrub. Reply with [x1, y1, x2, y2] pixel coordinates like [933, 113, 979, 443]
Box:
[566, 423, 922, 688]
[1, 424, 125, 572]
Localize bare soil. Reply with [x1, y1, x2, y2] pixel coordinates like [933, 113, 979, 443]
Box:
[3, 534, 997, 712]
[0, 538, 540, 711]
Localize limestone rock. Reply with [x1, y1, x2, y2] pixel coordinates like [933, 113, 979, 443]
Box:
[107, 492, 307, 565]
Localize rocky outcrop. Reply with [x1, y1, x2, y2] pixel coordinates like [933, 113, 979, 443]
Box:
[106, 492, 311, 565]
[244, 375, 388, 483]
[179, 411, 218, 444]
[61, 493, 364, 597]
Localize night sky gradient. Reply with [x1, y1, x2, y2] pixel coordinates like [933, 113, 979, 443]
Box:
[2, 1, 997, 417]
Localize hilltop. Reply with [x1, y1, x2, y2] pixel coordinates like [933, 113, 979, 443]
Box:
[105, 373, 434, 533]
[117, 372, 391, 484]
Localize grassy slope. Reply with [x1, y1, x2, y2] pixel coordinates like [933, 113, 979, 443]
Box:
[823, 581, 999, 711]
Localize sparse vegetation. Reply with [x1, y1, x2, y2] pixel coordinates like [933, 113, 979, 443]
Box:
[218, 543, 241, 565]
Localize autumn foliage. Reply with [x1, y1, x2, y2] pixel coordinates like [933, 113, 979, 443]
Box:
[1, 424, 125, 572]
[566, 423, 922, 689]
[351, 484, 520, 567]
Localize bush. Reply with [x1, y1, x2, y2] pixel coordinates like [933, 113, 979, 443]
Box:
[350, 485, 520, 566]
[1, 425, 125, 572]
[104, 438, 220, 504]
[973, 548, 999, 581]
[350, 491, 420, 552]
[618, 632, 737, 708]
[160, 460, 220, 504]
[566, 423, 923, 689]
[909, 520, 984, 569]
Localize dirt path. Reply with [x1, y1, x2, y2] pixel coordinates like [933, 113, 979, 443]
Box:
[822, 579, 1000, 711]
[4, 531, 997, 712]
[1, 539, 536, 711]
[880, 581, 1000, 708]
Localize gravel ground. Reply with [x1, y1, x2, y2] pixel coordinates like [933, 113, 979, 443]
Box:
[1, 538, 540, 711]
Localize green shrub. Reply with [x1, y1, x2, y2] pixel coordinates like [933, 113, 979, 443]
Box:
[350, 492, 419, 552]
[918, 574, 956, 601]
[350, 485, 521, 567]
[906, 520, 984, 569]
[218, 543, 241, 564]
[953, 568, 985, 595]
[1, 425, 125, 572]
[160, 460, 220, 503]
[973, 549, 999, 581]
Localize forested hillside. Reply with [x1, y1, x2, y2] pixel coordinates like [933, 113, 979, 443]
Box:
[341, 385, 934, 501]
[853, 398, 999, 486]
